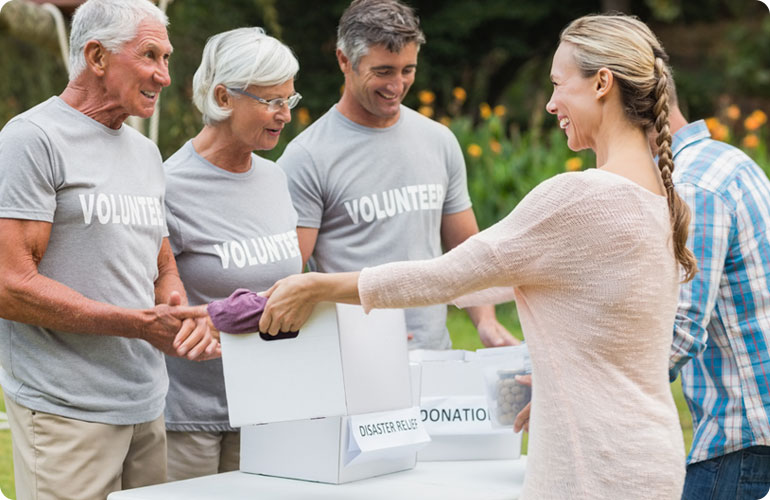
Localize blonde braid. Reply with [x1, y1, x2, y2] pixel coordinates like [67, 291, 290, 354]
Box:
[653, 57, 698, 282]
[653, 58, 675, 207]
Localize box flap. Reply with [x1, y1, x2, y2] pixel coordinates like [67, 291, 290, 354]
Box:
[337, 304, 412, 414]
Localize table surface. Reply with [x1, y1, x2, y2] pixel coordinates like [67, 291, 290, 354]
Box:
[108, 458, 527, 500]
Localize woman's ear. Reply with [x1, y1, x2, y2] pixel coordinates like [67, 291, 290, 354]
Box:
[595, 68, 614, 100]
[214, 85, 232, 109]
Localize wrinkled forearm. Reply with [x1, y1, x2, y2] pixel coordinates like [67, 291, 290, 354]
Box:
[154, 267, 187, 306]
[0, 270, 147, 338]
[154, 237, 188, 306]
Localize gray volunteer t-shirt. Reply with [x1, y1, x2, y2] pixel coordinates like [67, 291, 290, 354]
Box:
[278, 105, 471, 349]
[164, 141, 302, 431]
[0, 97, 168, 425]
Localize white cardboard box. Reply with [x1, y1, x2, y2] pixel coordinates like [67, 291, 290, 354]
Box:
[221, 303, 429, 483]
[221, 302, 413, 426]
[240, 407, 430, 484]
[411, 349, 523, 461]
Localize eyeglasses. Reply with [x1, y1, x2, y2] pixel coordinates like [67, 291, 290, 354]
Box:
[227, 87, 302, 112]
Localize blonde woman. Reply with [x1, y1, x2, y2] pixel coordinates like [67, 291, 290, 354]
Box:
[213, 14, 696, 499]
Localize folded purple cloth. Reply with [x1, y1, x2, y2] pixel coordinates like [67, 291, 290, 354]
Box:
[207, 288, 270, 334]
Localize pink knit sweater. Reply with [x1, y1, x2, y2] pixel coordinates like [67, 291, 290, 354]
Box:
[359, 169, 686, 499]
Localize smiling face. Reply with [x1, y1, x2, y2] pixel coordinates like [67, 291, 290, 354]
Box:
[546, 42, 600, 153]
[338, 42, 418, 128]
[225, 79, 295, 152]
[101, 20, 172, 125]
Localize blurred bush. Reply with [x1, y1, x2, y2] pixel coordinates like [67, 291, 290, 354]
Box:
[0, 0, 767, 188]
[415, 87, 769, 229]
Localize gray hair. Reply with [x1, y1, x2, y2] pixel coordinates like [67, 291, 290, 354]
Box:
[336, 0, 425, 70]
[68, 0, 168, 81]
[192, 27, 299, 126]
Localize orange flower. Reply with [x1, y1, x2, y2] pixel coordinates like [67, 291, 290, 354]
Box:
[745, 116, 760, 131]
[479, 103, 492, 120]
[296, 107, 311, 126]
[418, 90, 436, 105]
[418, 105, 434, 118]
[726, 105, 740, 121]
[705, 117, 721, 133]
[439, 116, 452, 127]
[565, 157, 583, 171]
[452, 87, 467, 102]
[467, 143, 482, 158]
[712, 124, 730, 142]
[751, 110, 767, 126]
[494, 105, 506, 117]
[742, 134, 760, 149]
[489, 140, 502, 154]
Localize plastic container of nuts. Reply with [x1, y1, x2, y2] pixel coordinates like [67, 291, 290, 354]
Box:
[491, 369, 531, 428]
[474, 345, 531, 430]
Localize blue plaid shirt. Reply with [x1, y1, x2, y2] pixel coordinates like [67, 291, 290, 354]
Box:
[669, 120, 770, 464]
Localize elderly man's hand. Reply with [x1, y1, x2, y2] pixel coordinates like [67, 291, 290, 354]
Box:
[141, 292, 220, 361]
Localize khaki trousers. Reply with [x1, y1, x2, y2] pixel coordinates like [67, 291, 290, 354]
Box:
[4, 396, 166, 500]
[166, 430, 240, 481]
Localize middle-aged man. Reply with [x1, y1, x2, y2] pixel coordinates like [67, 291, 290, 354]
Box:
[0, 0, 218, 498]
[666, 90, 770, 499]
[278, 0, 517, 349]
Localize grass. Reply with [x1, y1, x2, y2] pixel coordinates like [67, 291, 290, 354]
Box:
[0, 391, 13, 500]
[447, 304, 693, 455]
[0, 306, 693, 498]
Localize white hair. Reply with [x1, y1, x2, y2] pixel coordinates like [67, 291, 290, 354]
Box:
[68, 0, 168, 81]
[192, 27, 300, 126]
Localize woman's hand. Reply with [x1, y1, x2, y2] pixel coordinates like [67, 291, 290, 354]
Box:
[258, 273, 321, 335]
[513, 374, 532, 432]
[258, 271, 362, 335]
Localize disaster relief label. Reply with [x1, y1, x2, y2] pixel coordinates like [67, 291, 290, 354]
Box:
[357, 417, 420, 437]
[345, 406, 431, 466]
[420, 396, 496, 435]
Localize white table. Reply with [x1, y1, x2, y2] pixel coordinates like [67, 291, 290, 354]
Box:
[108, 458, 527, 500]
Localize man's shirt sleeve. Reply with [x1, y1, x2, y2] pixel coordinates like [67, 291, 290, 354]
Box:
[0, 118, 58, 221]
[670, 182, 733, 380]
[277, 142, 324, 229]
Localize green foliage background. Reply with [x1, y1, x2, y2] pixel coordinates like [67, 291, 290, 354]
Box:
[1, 0, 769, 167]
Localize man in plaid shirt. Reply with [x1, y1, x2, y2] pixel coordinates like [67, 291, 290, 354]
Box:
[667, 88, 770, 499]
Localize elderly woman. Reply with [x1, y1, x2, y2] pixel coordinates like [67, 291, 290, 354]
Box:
[252, 14, 695, 499]
[162, 27, 303, 481]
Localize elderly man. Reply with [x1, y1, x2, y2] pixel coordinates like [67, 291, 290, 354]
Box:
[278, 0, 517, 349]
[0, 0, 217, 498]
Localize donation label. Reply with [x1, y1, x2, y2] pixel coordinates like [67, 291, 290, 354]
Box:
[420, 396, 499, 435]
